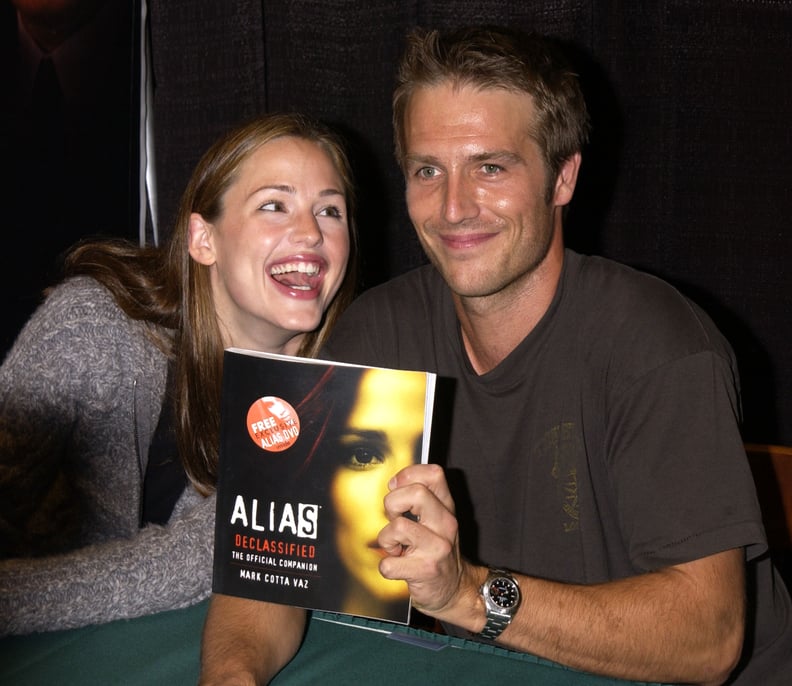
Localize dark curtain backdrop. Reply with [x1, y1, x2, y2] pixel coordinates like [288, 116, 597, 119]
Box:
[0, 0, 139, 357]
[148, 0, 792, 446]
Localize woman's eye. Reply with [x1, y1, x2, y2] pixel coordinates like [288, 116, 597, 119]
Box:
[260, 200, 284, 212]
[345, 447, 384, 470]
[318, 205, 343, 219]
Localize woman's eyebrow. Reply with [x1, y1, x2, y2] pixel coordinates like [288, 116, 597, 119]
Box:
[256, 184, 294, 194]
[338, 429, 387, 442]
[251, 185, 344, 197]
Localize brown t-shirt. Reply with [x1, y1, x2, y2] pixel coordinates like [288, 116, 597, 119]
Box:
[325, 249, 792, 684]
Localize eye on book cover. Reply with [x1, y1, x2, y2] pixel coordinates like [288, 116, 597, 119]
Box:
[212, 349, 436, 624]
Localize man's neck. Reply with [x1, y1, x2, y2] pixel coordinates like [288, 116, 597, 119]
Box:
[455, 242, 564, 375]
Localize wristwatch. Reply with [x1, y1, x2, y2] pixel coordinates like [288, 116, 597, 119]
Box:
[479, 568, 521, 640]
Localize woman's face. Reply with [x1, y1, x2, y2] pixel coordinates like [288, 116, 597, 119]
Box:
[189, 136, 350, 354]
[330, 368, 427, 601]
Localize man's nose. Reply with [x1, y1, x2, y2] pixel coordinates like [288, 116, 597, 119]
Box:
[442, 173, 479, 224]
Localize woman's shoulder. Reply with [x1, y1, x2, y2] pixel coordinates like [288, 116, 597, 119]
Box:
[45, 275, 122, 311]
[7, 277, 167, 366]
[42, 276, 163, 335]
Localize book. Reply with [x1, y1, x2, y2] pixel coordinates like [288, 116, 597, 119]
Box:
[212, 348, 437, 624]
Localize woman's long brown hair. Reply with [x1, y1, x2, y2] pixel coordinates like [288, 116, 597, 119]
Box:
[63, 113, 359, 494]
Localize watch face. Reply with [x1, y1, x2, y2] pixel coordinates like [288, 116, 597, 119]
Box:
[489, 577, 519, 609]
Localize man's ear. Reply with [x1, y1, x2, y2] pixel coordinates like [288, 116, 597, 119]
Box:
[188, 213, 217, 266]
[553, 152, 581, 208]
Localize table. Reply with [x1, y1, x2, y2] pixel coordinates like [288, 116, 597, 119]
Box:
[0, 601, 666, 685]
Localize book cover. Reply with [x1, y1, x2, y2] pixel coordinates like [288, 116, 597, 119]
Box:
[212, 348, 436, 624]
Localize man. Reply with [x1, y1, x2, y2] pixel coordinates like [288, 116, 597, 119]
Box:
[200, 27, 791, 685]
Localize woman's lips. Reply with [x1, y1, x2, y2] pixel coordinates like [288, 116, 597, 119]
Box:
[269, 257, 326, 296]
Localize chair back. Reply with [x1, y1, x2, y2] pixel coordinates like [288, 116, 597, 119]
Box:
[746, 444, 792, 584]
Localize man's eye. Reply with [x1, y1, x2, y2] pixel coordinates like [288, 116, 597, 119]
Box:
[417, 167, 439, 179]
[481, 163, 503, 174]
[345, 447, 385, 470]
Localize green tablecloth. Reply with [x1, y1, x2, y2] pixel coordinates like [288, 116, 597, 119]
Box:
[0, 601, 665, 685]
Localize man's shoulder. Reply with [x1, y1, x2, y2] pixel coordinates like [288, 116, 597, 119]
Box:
[571, 252, 707, 323]
[341, 264, 445, 323]
[325, 264, 446, 366]
[354, 263, 442, 303]
[571, 251, 675, 296]
[566, 251, 735, 363]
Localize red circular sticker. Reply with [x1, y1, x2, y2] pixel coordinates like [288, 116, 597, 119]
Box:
[246, 396, 301, 452]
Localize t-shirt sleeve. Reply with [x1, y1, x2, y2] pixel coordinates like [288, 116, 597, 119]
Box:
[324, 272, 431, 369]
[324, 293, 387, 364]
[605, 348, 767, 570]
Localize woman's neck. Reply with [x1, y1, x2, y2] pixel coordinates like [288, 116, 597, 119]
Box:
[219, 323, 306, 357]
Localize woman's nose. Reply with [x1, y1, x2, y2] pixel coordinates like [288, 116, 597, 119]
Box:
[290, 212, 323, 246]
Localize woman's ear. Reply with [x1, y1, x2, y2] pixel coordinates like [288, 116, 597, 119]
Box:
[188, 213, 217, 266]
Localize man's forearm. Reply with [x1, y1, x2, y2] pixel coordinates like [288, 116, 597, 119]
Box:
[443, 549, 745, 686]
[199, 594, 306, 686]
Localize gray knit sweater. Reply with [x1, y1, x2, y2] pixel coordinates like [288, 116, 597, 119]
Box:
[0, 277, 214, 635]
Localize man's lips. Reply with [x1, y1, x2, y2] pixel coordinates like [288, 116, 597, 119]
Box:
[438, 232, 497, 250]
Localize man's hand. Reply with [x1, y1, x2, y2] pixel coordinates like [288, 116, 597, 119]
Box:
[375, 464, 744, 686]
[377, 464, 484, 625]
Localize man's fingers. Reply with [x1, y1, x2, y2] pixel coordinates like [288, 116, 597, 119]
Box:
[388, 463, 455, 512]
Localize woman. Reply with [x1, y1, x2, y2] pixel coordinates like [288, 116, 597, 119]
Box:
[288, 365, 428, 621]
[328, 366, 427, 620]
[0, 112, 358, 635]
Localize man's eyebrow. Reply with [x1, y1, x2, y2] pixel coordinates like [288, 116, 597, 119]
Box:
[468, 150, 524, 165]
[403, 150, 525, 166]
[403, 153, 441, 167]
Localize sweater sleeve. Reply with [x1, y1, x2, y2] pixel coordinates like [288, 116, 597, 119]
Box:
[0, 279, 111, 554]
[0, 488, 215, 636]
[0, 278, 215, 635]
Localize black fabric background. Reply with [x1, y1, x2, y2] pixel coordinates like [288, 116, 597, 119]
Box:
[142, 1, 792, 446]
[0, 0, 139, 359]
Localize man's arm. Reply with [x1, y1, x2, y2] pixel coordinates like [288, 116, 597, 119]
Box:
[379, 464, 745, 686]
[474, 551, 743, 686]
[199, 595, 306, 686]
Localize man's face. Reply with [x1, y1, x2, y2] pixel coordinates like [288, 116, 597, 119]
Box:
[403, 82, 573, 302]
